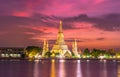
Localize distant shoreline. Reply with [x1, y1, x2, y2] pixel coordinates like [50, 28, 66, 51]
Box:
[0, 57, 120, 61]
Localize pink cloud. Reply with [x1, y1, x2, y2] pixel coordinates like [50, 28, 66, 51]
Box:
[72, 22, 96, 30]
[0, 31, 8, 35]
[1, 0, 120, 17]
[12, 11, 31, 17]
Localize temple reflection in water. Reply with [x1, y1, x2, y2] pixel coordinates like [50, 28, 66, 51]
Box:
[0, 60, 118, 77]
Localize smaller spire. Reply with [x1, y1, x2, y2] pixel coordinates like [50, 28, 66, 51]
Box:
[42, 39, 49, 57]
[46, 41, 49, 52]
[72, 39, 79, 57]
[43, 39, 46, 46]
[60, 20, 62, 25]
[75, 39, 77, 46]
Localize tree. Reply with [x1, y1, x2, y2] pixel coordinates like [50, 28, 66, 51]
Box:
[91, 49, 100, 58]
[116, 52, 120, 58]
[83, 48, 90, 55]
[45, 52, 52, 58]
[83, 48, 90, 58]
[90, 49, 106, 58]
[108, 49, 116, 56]
[71, 52, 75, 57]
[25, 46, 42, 58]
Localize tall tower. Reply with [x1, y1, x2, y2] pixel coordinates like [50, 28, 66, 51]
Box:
[51, 21, 71, 57]
[42, 39, 49, 57]
[56, 20, 65, 45]
[72, 39, 79, 57]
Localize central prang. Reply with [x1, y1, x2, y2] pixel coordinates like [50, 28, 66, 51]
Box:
[50, 21, 72, 58]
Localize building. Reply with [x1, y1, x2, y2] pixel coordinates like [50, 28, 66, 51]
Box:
[0, 47, 24, 58]
[41, 21, 80, 58]
[50, 21, 72, 58]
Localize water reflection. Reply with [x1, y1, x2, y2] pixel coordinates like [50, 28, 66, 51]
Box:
[50, 59, 56, 77]
[59, 60, 66, 77]
[103, 62, 107, 77]
[34, 62, 39, 77]
[76, 60, 82, 77]
[0, 60, 118, 77]
[118, 64, 120, 77]
[99, 62, 107, 77]
[27, 62, 34, 77]
[86, 62, 90, 77]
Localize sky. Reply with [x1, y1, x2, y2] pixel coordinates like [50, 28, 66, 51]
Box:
[0, 0, 120, 51]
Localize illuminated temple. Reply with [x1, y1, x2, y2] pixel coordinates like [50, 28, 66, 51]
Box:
[50, 21, 72, 57]
[41, 21, 80, 58]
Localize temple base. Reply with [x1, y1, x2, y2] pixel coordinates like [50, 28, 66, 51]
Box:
[51, 44, 72, 57]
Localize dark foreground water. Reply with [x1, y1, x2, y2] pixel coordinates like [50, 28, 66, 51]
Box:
[0, 59, 119, 77]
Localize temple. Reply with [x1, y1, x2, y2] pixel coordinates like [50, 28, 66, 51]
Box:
[42, 39, 49, 57]
[72, 39, 79, 57]
[41, 21, 80, 58]
[50, 21, 72, 57]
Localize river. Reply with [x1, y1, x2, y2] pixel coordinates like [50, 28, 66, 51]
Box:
[0, 59, 119, 77]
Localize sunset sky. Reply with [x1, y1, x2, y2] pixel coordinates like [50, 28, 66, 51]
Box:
[0, 0, 120, 50]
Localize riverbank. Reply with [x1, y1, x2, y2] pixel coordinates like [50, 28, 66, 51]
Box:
[0, 57, 120, 62]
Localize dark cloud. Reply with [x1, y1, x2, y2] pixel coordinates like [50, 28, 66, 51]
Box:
[0, 15, 54, 47]
[64, 38, 85, 43]
[96, 38, 105, 40]
[92, 14, 120, 31]
[0, 0, 27, 15]
[66, 40, 84, 43]
[59, 13, 120, 31]
[0, 13, 120, 32]
[48, 40, 56, 44]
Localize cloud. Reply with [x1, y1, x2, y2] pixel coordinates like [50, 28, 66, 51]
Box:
[60, 13, 120, 31]
[0, 0, 120, 49]
[0, 13, 120, 33]
[0, 13, 120, 48]
[0, 0, 120, 17]
[66, 40, 84, 43]
[93, 14, 120, 31]
[0, 13, 120, 37]
[96, 38, 105, 40]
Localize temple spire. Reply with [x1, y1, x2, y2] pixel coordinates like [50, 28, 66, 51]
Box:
[55, 20, 65, 45]
[75, 39, 77, 47]
[72, 39, 79, 57]
[59, 20, 63, 33]
[42, 39, 49, 57]
[51, 20, 72, 57]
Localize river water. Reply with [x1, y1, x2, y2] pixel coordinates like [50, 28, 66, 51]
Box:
[0, 59, 119, 77]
